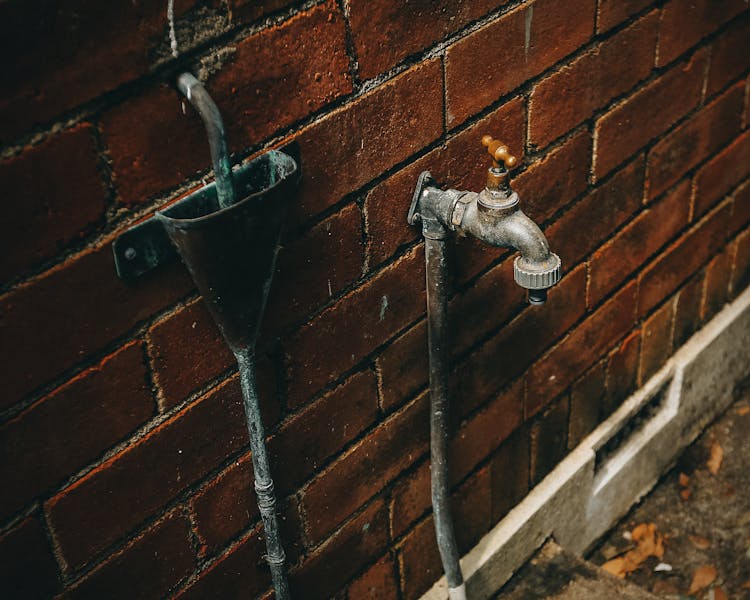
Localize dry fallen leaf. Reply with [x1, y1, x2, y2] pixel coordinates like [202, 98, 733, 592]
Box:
[688, 564, 717, 594]
[737, 405, 750, 416]
[742, 580, 750, 589]
[602, 523, 665, 578]
[707, 441, 724, 475]
[712, 587, 728, 600]
[679, 472, 690, 487]
[652, 580, 679, 594]
[688, 535, 711, 550]
[680, 488, 692, 501]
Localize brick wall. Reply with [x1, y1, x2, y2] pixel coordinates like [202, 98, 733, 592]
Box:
[1, 1, 749, 598]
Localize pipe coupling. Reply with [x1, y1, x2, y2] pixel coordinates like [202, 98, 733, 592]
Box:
[513, 253, 562, 289]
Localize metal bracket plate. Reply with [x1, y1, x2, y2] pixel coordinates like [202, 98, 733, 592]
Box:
[408, 171, 436, 226]
[113, 218, 177, 280]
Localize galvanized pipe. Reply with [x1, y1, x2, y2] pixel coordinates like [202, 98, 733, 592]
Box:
[235, 347, 290, 600]
[176, 72, 236, 209]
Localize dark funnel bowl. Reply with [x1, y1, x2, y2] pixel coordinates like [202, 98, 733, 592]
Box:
[157, 150, 298, 352]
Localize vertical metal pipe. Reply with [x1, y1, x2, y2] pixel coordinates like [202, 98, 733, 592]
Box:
[235, 348, 290, 600]
[424, 234, 466, 600]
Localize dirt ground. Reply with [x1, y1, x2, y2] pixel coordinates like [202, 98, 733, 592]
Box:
[589, 386, 750, 599]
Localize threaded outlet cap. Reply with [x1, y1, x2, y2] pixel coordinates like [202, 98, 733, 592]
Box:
[513, 253, 562, 290]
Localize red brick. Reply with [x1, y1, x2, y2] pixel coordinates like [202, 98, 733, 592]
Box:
[102, 3, 351, 206]
[269, 370, 379, 494]
[347, 553, 399, 600]
[527, 282, 637, 416]
[513, 130, 592, 223]
[0, 342, 153, 522]
[301, 392, 429, 544]
[149, 300, 233, 408]
[445, 0, 595, 127]
[490, 425, 530, 522]
[177, 525, 271, 600]
[707, 12, 750, 96]
[390, 460, 431, 539]
[0, 515, 60, 598]
[456, 265, 587, 412]
[228, 0, 294, 22]
[730, 180, 750, 238]
[263, 203, 364, 335]
[702, 243, 734, 320]
[694, 130, 750, 219]
[568, 361, 606, 448]
[348, 0, 500, 80]
[46, 376, 248, 569]
[191, 452, 256, 556]
[673, 273, 705, 348]
[597, 0, 653, 32]
[364, 96, 523, 275]
[0, 237, 193, 409]
[65, 511, 196, 600]
[285, 245, 425, 407]
[530, 12, 658, 148]
[0, 125, 106, 283]
[295, 59, 443, 221]
[646, 83, 744, 200]
[639, 298, 675, 384]
[604, 331, 641, 415]
[0, 0, 200, 141]
[291, 499, 389, 599]
[745, 75, 750, 129]
[732, 228, 750, 294]
[657, 0, 747, 67]
[546, 156, 645, 268]
[376, 320, 428, 413]
[638, 200, 732, 316]
[530, 396, 570, 484]
[397, 468, 492, 600]
[594, 49, 708, 179]
[588, 179, 690, 306]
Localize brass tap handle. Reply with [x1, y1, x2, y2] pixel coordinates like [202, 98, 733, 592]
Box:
[481, 135, 518, 170]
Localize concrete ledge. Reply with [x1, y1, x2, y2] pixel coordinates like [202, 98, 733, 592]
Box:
[421, 286, 750, 600]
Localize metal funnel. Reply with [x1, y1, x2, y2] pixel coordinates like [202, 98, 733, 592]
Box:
[156, 150, 298, 352]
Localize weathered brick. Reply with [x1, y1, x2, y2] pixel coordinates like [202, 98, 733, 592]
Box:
[638, 200, 732, 316]
[295, 59, 443, 221]
[456, 265, 587, 412]
[228, 0, 294, 23]
[177, 525, 270, 600]
[0, 342, 153, 522]
[347, 553, 399, 600]
[527, 281, 637, 416]
[376, 320, 428, 413]
[530, 396, 569, 485]
[604, 331, 640, 415]
[0, 125, 106, 283]
[732, 228, 750, 294]
[490, 424, 530, 522]
[291, 498, 389, 599]
[269, 370, 379, 495]
[0, 515, 60, 599]
[102, 2, 351, 206]
[0, 0, 201, 141]
[657, 0, 747, 67]
[546, 155, 644, 268]
[46, 376, 248, 569]
[702, 243, 734, 321]
[693, 130, 750, 219]
[731, 180, 750, 238]
[285, 246, 425, 407]
[360, 98, 516, 275]
[347, 0, 500, 80]
[530, 12, 658, 148]
[397, 516, 440, 600]
[148, 300, 234, 409]
[594, 49, 708, 179]
[513, 130, 592, 223]
[65, 511, 196, 600]
[390, 459, 430, 539]
[639, 298, 675, 384]
[588, 179, 690, 307]
[646, 82, 744, 200]
[707, 12, 750, 96]
[263, 203, 364, 335]
[0, 237, 193, 409]
[673, 274, 705, 348]
[597, 0, 654, 32]
[568, 361, 606, 448]
[445, 0, 595, 127]
[301, 393, 429, 545]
